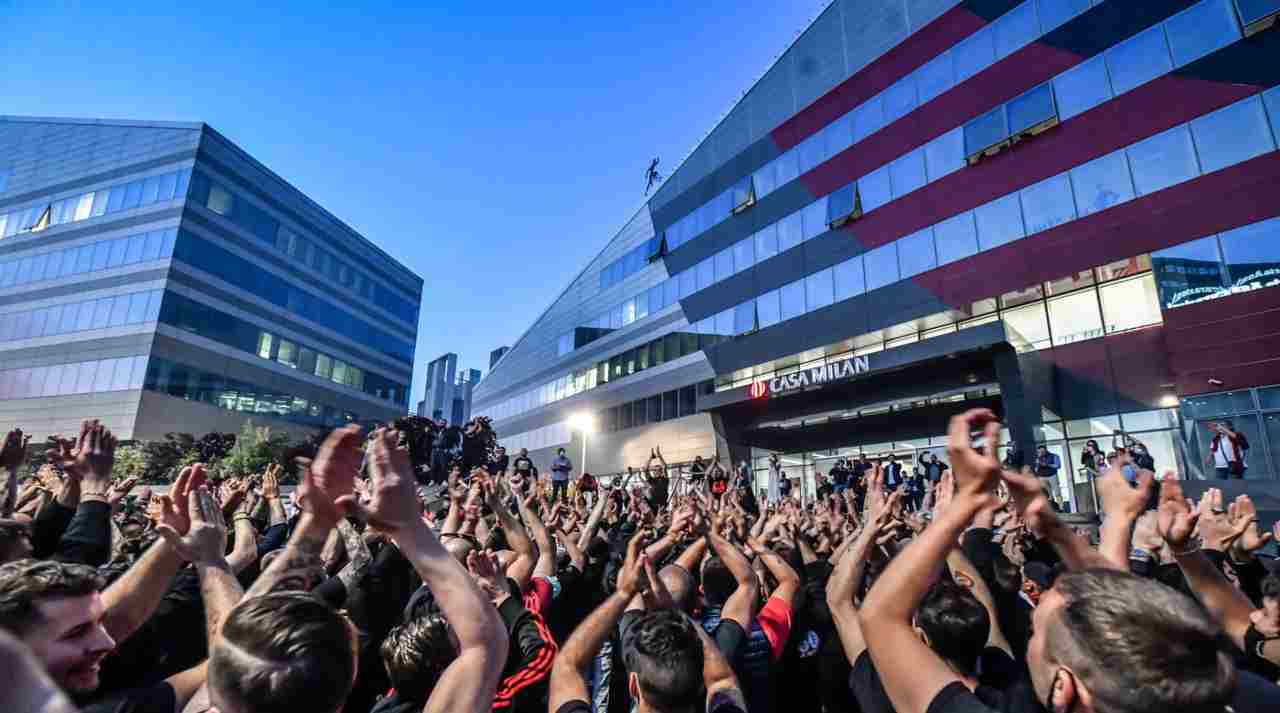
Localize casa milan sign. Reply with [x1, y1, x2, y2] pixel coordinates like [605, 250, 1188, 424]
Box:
[750, 355, 872, 399]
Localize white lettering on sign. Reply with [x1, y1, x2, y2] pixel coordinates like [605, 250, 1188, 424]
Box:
[757, 355, 871, 397]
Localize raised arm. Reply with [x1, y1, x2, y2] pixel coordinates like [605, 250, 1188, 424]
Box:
[549, 532, 646, 711]
[1001, 467, 1111, 571]
[0, 429, 28, 518]
[1096, 461, 1155, 570]
[577, 484, 609, 551]
[826, 514, 881, 662]
[705, 526, 758, 632]
[486, 473, 536, 589]
[345, 428, 507, 713]
[1157, 479, 1259, 652]
[859, 409, 1002, 713]
[946, 548, 1011, 656]
[260, 464, 287, 528]
[517, 488, 556, 579]
[750, 536, 801, 608]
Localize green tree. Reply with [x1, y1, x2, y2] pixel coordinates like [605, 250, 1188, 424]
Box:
[218, 421, 290, 478]
[111, 444, 148, 481]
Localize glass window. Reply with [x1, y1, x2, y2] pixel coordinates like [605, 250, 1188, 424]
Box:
[954, 26, 996, 83]
[826, 115, 854, 157]
[107, 296, 130, 327]
[889, 149, 926, 198]
[117, 293, 146, 324]
[122, 181, 143, 210]
[865, 242, 900, 291]
[207, 184, 233, 215]
[757, 288, 781, 328]
[1105, 24, 1173, 96]
[622, 298, 637, 325]
[696, 257, 715, 291]
[1020, 173, 1076, 234]
[780, 279, 807, 321]
[635, 290, 650, 320]
[1127, 125, 1199, 196]
[883, 78, 918, 123]
[93, 359, 116, 392]
[859, 167, 892, 213]
[915, 51, 955, 104]
[827, 183, 858, 226]
[934, 212, 979, 265]
[277, 339, 298, 368]
[106, 239, 128, 268]
[1003, 302, 1051, 350]
[257, 332, 274, 359]
[834, 255, 866, 301]
[798, 132, 827, 173]
[111, 358, 134, 391]
[994, 1, 1039, 59]
[1265, 86, 1280, 140]
[755, 223, 779, 262]
[91, 242, 110, 271]
[145, 290, 163, 321]
[898, 228, 937, 277]
[775, 149, 800, 185]
[648, 284, 665, 313]
[59, 303, 79, 333]
[42, 305, 62, 336]
[90, 298, 112, 329]
[1100, 274, 1162, 333]
[1070, 150, 1135, 216]
[73, 361, 96, 394]
[664, 276, 680, 306]
[141, 231, 163, 261]
[1008, 83, 1056, 135]
[964, 106, 1008, 156]
[1053, 55, 1112, 122]
[777, 212, 803, 253]
[1220, 217, 1280, 289]
[853, 97, 885, 142]
[974, 193, 1026, 250]
[733, 237, 755, 272]
[125, 234, 146, 264]
[733, 300, 756, 334]
[754, 162, 778, 199]
[1190, 96, 1275, 174]
[924, 128, 965, 181]
[141, 175, 161, 204]
[1048, 289, 1103, 345]
[1038, 0, 1089, 31]
[1045, 268, 1096, 296]
[1165, 0, 1240, 67]
[331, 360, 348, 385]
[802, 197, 828, 240]
[1152, 235, 1229, 308]
[806, 268, 834, 310]
[75, 299, 94, 331]
[678, 269, 697, 298]
[157, 172, 177, 201]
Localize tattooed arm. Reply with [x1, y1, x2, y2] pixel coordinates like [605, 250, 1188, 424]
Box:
[244, 511, 331, 597]
[335, 518, 372, 591]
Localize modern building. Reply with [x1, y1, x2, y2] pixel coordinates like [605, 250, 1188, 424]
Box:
[416, 352, 480, 424]
[471, 0, 1280, 508]
[489, 346, 509, 369]
[0, 116, 421, 441]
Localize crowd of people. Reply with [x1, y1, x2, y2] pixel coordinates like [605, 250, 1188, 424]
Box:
[1, 409, 1279, 713]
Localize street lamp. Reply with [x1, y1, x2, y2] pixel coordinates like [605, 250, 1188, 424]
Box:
[569, 412, 595, 476]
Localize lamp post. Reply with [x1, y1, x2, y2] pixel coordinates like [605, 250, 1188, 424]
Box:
[568, 412, 595, 479]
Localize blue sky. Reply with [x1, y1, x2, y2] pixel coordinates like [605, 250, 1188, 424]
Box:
[2, 1, 825, 405]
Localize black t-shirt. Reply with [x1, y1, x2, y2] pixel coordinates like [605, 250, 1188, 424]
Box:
[513, 456, 534, 474]
[690, 461, 706, 481]
[926, 682, 1001, 713]
[79, 683, 176, 713]
[850, 650, 1026, 713]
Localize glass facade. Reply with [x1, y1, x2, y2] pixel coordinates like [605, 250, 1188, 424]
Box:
[0, 169, 190, 239]
[1151, 215, 1280, 309]
[0, 355, 148, 400]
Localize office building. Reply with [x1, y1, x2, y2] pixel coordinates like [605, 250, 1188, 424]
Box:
[0, 116, 421, 441]
[472, 0, 1280, 507]
[417, 352, 480, 424]
[490, 346, 509, 369]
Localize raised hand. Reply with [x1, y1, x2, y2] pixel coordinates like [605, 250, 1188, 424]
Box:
[260, 464, 282, 500]
[156, 485, 228, 564]
[47, 420, 117, 496]
[1156, 478, 1200, 552]
[946, 409, 1002, 505]
[337, 427, 418, 533]
[307, 424, 362, 503]
[106, 476, 139, 510]
[1227, 494, 1272, 555]
[1196, 488, 1243, 552]
[0, 429, 29, 471]
[467, 549, 509, 604]
[616, 530, 650, 599]
[1098, 466, 1155, 521]
[152, 464, 208, 539]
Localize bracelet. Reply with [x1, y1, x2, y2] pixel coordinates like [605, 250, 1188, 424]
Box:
[1129, 548, 1152, 561]
[233, 515, 254, 523]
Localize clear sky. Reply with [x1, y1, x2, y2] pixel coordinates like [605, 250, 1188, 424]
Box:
[1, 0, 826, 405]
